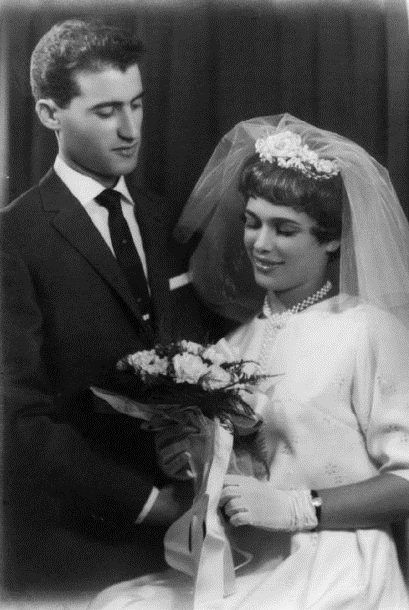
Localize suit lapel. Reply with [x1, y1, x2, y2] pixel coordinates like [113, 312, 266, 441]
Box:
[39, 170, 153, 338]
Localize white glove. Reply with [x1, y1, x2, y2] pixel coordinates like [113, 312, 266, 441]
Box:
[219, 475, 318, 531]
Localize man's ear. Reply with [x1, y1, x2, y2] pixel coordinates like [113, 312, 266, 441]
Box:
[325, 239, 341, 254]
[35, 99, 62, 131]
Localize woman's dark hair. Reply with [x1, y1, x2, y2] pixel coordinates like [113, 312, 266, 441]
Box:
[238, 154, 344, 244]
[30, 19, 145, 108]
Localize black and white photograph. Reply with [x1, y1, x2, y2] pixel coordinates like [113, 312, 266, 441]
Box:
[1, 1, 409, 608]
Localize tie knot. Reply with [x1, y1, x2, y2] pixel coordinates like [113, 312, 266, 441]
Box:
[96, 189, 122, 210]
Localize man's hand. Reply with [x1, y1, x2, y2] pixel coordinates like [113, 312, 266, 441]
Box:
[144, 482, 194, 525]
[155, 428, 194, 481]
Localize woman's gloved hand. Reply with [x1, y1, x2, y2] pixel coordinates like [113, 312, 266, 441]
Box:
[220, 475, 318, 531]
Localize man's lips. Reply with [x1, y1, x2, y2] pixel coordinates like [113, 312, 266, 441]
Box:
[113, 144, 139, 157]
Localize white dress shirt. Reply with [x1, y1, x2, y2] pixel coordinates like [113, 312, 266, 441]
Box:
[54, 156, 149, 281]
[53, 156, 159, 524]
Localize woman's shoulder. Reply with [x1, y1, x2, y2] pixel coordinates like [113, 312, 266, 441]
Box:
[335, 295, 409, 340]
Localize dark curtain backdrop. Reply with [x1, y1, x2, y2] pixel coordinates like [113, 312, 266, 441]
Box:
[2, 0, 409, 581]
[2, 0, 409, 223]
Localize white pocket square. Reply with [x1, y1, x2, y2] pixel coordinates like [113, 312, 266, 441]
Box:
[169, 272, 192, 290]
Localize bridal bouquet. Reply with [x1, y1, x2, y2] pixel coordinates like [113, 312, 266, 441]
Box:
[91, 339, 271, 482]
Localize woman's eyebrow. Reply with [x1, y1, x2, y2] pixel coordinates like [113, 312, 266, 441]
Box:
[272, 218, 302, 227]
[244, 209, 302, 227]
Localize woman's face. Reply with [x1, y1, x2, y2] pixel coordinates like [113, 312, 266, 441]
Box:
[243, 197, 340, 306]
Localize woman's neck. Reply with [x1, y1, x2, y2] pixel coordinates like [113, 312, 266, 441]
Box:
[268, 278, 336, 311]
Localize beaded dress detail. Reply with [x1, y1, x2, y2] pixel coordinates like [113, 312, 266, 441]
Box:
[258, 280, 332, 373]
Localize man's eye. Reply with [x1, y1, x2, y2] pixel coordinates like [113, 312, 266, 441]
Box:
[277, 228, 297, 236]
[96, 107, 114, 118]
[131, 102, 142, 111]
[241, 213, 258, 227]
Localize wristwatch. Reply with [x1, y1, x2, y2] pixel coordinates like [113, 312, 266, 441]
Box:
[310, 490, 322, 525]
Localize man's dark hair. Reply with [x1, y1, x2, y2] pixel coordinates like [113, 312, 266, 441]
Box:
[30, 19, 145, 108]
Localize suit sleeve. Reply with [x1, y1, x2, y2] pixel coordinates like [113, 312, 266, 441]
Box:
[1, 239, 158, 527]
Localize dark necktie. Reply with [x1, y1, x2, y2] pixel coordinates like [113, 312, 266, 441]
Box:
[96, 189, 151, 322]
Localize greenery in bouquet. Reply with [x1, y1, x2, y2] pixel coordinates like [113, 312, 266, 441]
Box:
[106, 340, 272, 479]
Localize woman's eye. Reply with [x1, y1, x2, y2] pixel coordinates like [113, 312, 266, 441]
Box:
[277, 226, 297, 236]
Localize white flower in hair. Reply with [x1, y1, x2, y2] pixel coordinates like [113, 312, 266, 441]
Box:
[315, 158, 338, 175]
[255, 130, 339, 179]
[255, 131, 302, 162]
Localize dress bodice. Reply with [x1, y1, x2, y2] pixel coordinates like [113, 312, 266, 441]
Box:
[226, 295, 409, 490]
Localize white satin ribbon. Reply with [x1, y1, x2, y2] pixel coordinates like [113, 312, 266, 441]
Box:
[90, 387, 152, 419]
[90, 386, 260, 608]
[164, 420, 236, 609]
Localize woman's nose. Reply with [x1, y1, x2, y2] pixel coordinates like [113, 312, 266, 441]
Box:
[254, 226, 275, 251]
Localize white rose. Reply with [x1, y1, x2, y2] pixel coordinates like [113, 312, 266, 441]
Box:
[315, 158, 338, 175]
[256, 131, 303, 163]
[172, 353, 209, 384]
[302, 147, 319, 165]
[128, 350, 168, 376]
[201, 365, 232, 391]
[127, 349, 155, 371]
[240, 361, 259, 378]
[202, 346, 227, 366]
[178, 340, 203, 355]
[271, 131, 302, 156]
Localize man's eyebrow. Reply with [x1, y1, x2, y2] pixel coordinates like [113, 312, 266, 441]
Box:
[90, 91, 145, 110]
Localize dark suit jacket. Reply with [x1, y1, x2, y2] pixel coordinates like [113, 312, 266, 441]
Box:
[0, 168, 227, 596]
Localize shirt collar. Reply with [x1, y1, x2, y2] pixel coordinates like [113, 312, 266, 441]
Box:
[54, 156, 134, 206]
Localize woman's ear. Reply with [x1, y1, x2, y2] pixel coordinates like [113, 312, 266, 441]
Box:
[325, 239, 341, 255]
[35, 99, 61, 131]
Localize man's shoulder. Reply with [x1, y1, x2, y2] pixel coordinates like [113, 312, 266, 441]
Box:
[2, 169, 56, 215]
[1, 188, 43, 242]
[4, 183, 41, 212]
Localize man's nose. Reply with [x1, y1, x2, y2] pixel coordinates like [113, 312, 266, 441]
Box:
[118, 108, 140, 140]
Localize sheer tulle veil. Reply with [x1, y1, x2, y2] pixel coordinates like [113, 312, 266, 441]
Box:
[175, 114, 409, 325]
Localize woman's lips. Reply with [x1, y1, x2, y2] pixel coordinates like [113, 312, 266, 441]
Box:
[253, 258, 285, 272]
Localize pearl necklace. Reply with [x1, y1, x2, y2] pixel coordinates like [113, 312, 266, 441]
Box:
[262, 280, 333, 327]
[257, 280, 333, 374]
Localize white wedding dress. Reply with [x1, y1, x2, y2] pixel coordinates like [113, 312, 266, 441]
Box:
[88, 295, 409, 610]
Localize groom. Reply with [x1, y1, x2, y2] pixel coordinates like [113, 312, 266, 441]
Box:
[1, 19, 225, 594]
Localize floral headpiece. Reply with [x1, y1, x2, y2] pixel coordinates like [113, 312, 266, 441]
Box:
[255, 130, 340, 180]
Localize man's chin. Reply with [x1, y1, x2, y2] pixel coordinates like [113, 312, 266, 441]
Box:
[96, 158, 139, 181]
[111, 157, 139, 176]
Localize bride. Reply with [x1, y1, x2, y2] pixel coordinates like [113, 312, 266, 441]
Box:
[88, 114, 409, 609]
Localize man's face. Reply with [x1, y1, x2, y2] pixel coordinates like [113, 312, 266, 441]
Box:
[56, 64, 143, 186]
